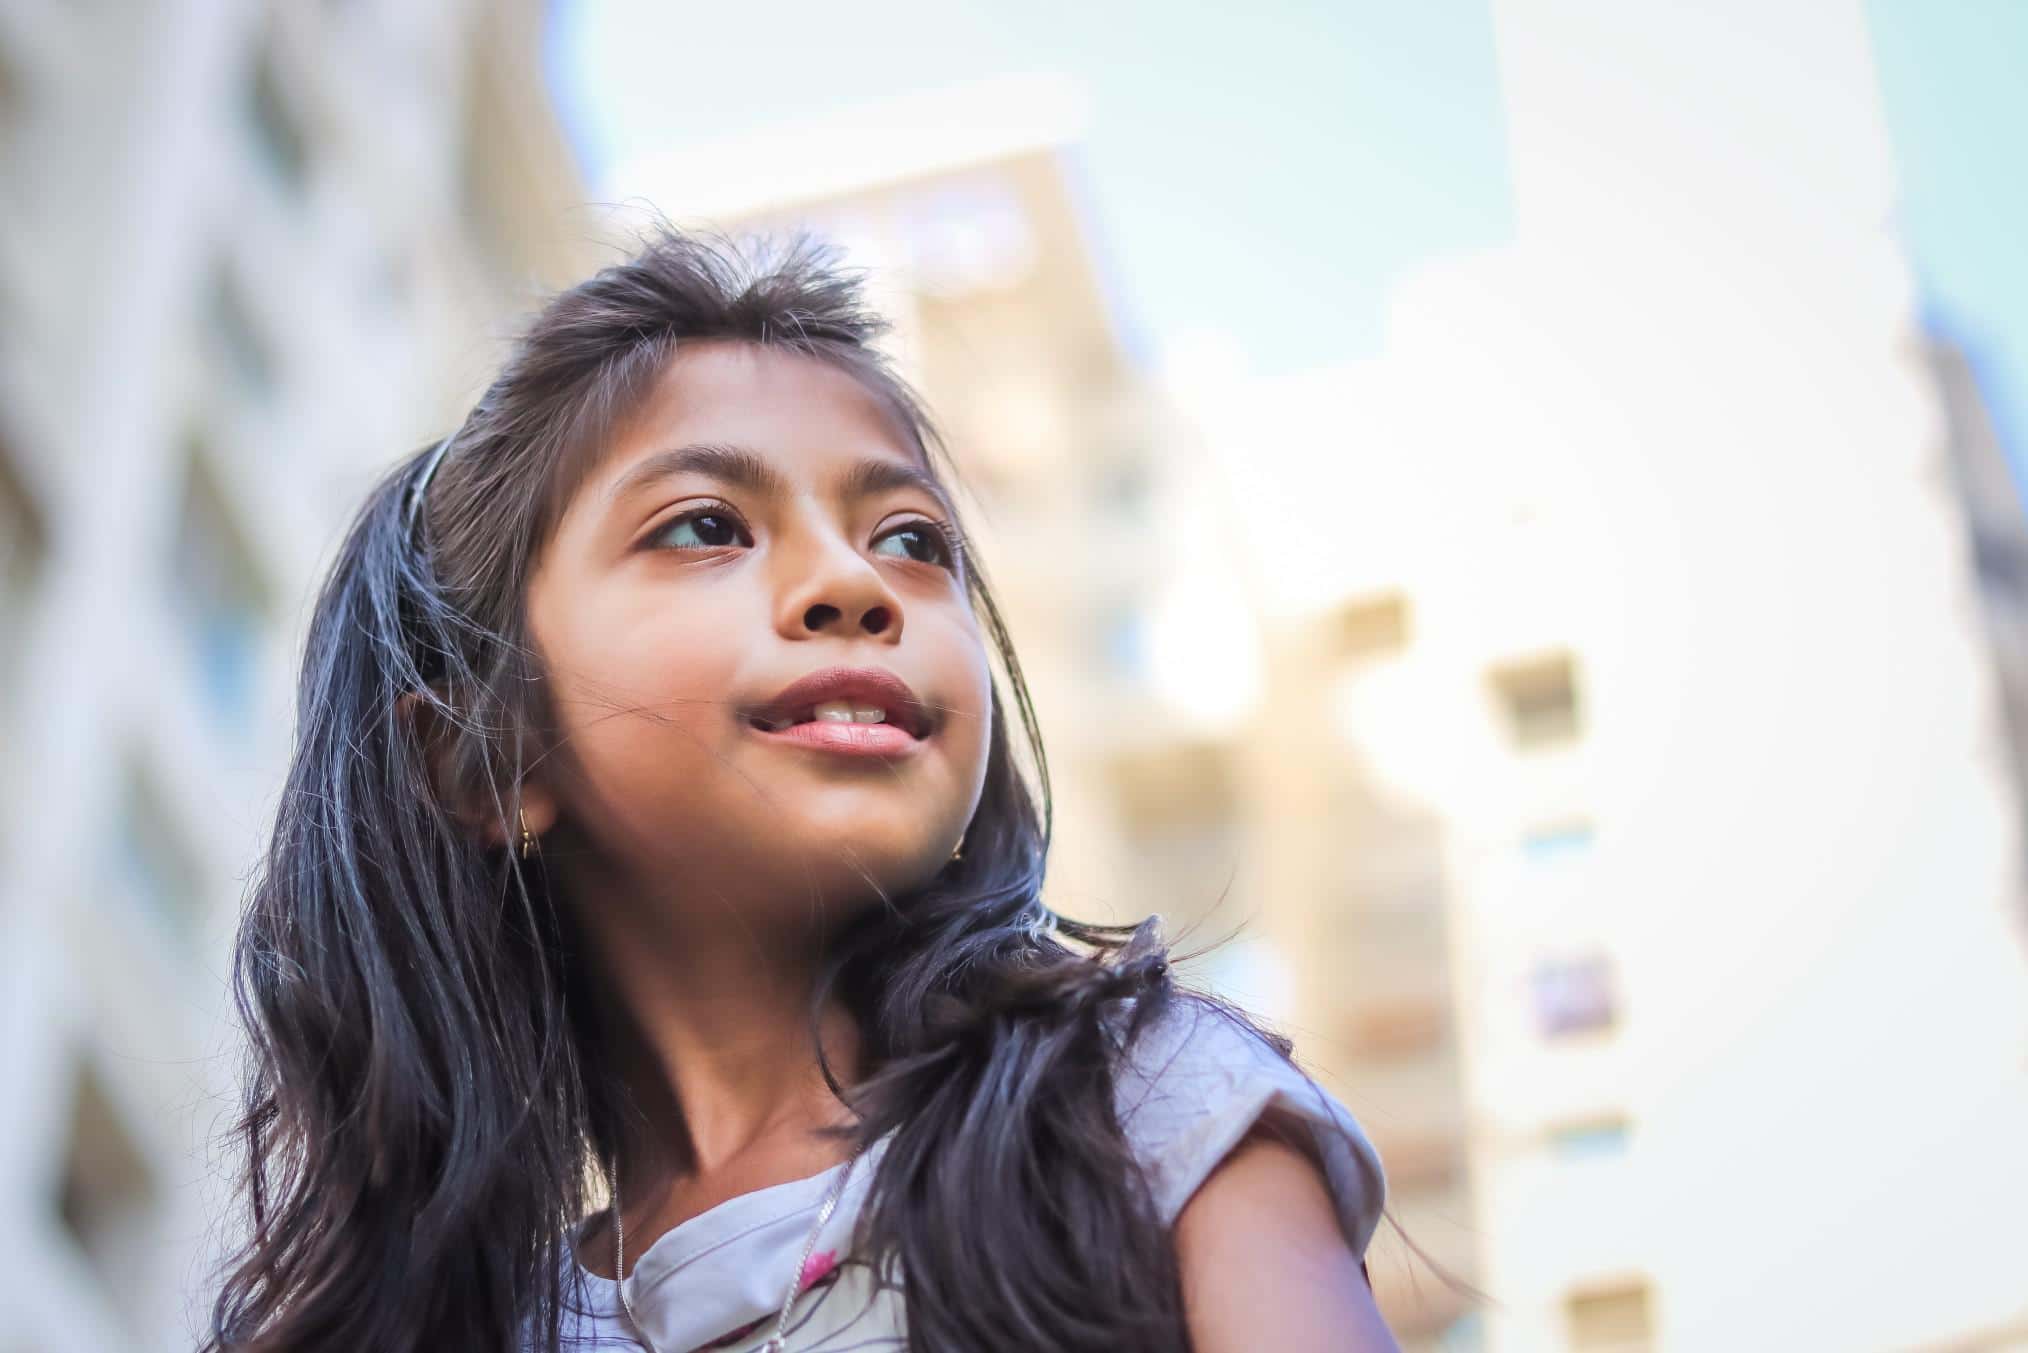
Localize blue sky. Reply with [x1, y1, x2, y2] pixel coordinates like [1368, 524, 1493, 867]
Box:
[1865, 1, 2028, 472]
[548, 1, 2026, 489]
[545, 0, 1511, 372]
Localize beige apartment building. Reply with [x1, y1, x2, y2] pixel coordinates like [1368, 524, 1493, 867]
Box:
[1171, 3, 2028, 1351]
[651, 19, 2028, 1352]
[0, 3, 588, 1348]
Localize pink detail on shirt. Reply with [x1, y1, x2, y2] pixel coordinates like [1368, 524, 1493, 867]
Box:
[797, 1249, 839, 1292]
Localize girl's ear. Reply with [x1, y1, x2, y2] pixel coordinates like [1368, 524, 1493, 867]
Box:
[395, 691, 560, 851]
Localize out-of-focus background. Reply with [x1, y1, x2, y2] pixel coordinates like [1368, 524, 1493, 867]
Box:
[3, 1, 2025, 1349]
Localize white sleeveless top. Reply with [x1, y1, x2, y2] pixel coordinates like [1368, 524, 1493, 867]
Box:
[534, 998, 1386, 1351]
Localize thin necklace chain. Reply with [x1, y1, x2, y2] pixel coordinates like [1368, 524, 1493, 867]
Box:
[610, 1138, 867, 1353]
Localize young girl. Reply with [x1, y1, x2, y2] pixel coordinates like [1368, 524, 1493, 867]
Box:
[204, 227, 1399, 1352]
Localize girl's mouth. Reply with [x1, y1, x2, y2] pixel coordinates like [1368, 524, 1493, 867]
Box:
[746, 700, 924, 757]
[742, 666, 936, 758]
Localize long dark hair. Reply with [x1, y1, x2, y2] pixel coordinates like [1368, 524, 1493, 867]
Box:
[202, 225, 1220, 1351]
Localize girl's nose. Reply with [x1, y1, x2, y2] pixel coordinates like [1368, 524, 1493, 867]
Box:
[774, 531, 903, 642]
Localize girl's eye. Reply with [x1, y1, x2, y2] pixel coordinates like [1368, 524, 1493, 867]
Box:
[650, 509, 751, 551]
[872, 521, 956, 569]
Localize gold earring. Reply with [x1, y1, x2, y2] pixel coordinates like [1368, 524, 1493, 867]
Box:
[949, 834, 965, 863]
[519, 809, 537, 859]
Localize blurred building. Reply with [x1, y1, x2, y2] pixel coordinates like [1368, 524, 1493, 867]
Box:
[0, 2, 589, 1348]
[1169, 2, 2028, 1351]
[1929, 325, 2028, 911]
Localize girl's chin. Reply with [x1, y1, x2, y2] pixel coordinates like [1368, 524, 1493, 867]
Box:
[755, 839, 949, 898]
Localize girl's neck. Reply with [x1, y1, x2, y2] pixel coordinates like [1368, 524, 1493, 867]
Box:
[569, 865, 866, 1183]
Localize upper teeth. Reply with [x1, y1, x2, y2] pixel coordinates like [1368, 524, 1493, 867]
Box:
[810, 700, 886, 724]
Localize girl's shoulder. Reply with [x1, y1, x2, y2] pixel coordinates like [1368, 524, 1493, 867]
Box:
[1110, 993, 1388, 1256]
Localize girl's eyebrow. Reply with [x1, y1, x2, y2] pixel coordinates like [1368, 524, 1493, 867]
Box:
[606, 440, 954, 516]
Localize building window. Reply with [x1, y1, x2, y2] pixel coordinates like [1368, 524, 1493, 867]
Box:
[0, 36, 23, 142]
[1372, 1130, 1461, 1195]
[1565, 1277, 1655, 1352]
[1547, 1112, 1632, 1161]
[210, 262, 276, 403]
[1437, 1311, 1486, 1352]
[0, 28, 29, 198]
[1099, 601, 1148, 679]
[1194, 934, 1295, 1027]
[1098, 457, 1151, 520]
[1347, 995, 1449, 1060]
[1972, 532, 2028, 601]
[1, 438, 48, 695]
[245, 44, 308, 194]
[1107, 740, 1245, 933]
[896, 177, 1038, 297]
[113, 760, 206, 941]
[1109, 739, 1235, 831]
[1488, 651, 1582, 749]
[1336, 592, 1410, 661]
[367, 241, 413, 321]
[1530, 951, 1619, 1037]
[55, 1056, 160, 1330]
[169, 446, 272, 726]
[1521, 820, 1594, 866]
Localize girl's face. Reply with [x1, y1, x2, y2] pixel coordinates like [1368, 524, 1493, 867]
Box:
[523, 341, 993, 927]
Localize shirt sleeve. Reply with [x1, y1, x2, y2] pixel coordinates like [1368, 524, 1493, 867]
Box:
[1111, 995, 1387, 1257]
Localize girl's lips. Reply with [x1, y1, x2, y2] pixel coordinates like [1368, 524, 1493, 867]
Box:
[746, 665, 934, 739]
[748, 717, 923, 758]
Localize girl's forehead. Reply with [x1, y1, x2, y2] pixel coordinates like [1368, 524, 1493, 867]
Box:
[546, 341, 945, 548]
[605, 341, 918, 478]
